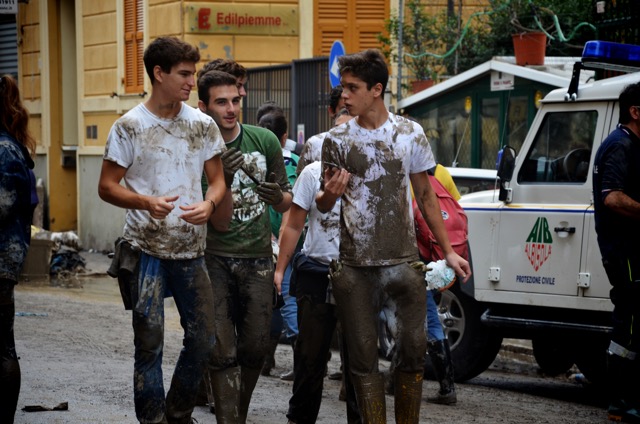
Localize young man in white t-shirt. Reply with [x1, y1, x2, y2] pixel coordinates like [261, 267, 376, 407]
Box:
[316, 49, 471, 423]
[98, 37, 228, 423]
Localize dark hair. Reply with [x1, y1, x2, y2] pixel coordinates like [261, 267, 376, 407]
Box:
[619, 82, 640, 125]
[198, 58, 247, 81]
[197, 70, 239, 105]
[258, 112, 288, 142]
[328, 85, 343, 115]
[256, 100, 284, 122]
[338, 49, 388, 93]
[0, 75, 36, 155]
[143, 37, 200, 84]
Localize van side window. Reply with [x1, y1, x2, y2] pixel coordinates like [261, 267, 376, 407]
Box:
[517, 111, 597, 184]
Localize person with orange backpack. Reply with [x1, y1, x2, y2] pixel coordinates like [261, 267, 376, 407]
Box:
[413, 164, 468, 406]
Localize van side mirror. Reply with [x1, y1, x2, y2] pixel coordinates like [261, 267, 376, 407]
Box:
[496, 146, 516, 182]
[497, 146, 516, 202]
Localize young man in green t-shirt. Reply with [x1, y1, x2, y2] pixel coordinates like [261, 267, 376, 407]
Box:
[197, 69, 292, 422]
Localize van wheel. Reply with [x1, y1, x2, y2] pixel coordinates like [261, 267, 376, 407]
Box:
[426, 284, 503, 382]
[532, 336, 575, 376]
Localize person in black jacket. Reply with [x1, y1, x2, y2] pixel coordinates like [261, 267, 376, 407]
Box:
[0, 74, 38, 424]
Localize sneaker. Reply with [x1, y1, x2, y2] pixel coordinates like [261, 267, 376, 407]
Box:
[280, 369, 295, 381]
[426, 390, 457, 406]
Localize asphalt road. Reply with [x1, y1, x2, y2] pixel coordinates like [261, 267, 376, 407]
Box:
[10, 251, 608, 423]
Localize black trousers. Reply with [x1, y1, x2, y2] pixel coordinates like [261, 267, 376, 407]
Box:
[0, 278, 20, 424]
[287, 264, 360, 424]
[604, 255, 640, 354]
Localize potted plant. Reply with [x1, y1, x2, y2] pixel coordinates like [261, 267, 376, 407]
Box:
[506, 0, 548, 65]
[378, 0, 441, 94]
[486, 0, 595, 64]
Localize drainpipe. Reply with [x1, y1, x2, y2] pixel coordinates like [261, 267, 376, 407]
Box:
[397, 0, 404, 102]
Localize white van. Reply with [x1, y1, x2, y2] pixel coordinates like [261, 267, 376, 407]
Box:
[441, 41, 640, 384]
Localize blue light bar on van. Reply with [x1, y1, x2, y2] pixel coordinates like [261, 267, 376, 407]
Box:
[582, 41, 640, 71]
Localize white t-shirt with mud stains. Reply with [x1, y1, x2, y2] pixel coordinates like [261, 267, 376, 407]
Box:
[104, 103, 225, 260]
[296, 131, 327, 175]
[321, 112, 435, 267]
[294, 161, 340, 265]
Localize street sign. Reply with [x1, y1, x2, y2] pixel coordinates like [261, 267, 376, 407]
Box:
[329, 40, 345, 88]
[0, 0, 18, 14]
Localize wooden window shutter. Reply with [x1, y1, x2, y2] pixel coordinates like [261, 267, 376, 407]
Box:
[124, 0, 144, 93]
[354, 0, 387, 51]
[314, 0, 348, 56]
[315, 0, 388, 56]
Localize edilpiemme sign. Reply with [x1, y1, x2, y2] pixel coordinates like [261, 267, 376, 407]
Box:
[185, 3, 298, 35]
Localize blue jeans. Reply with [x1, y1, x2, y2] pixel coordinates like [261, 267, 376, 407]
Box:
[132, 253, 215, 424]
[280, 261, 299, 340]
[425, 290, 445, 342]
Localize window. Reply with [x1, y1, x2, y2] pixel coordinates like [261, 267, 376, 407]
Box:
[314, 0, 387, 55]
[124, 0, 143, 93]
[518, 111, 597, 184]
[0, 15, 18, 78]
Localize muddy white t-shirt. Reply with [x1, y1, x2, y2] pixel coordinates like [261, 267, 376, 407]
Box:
[104, 103, 224, 260]
[294, 161, 340, 265]
[321, 112, 435, 267]
[296, 131, 327, 175]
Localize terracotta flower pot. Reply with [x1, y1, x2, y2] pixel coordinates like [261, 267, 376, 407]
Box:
[512, 32, 547, 66]
[411, 79, 434, 94]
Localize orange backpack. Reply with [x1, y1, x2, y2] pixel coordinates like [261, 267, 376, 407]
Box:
[413, 175, 469, 262]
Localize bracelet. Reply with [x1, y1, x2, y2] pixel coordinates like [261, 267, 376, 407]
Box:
[206, 199, 216, 213]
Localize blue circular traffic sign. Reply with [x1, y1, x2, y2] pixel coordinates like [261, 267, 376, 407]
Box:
[329, 41, 346, 88]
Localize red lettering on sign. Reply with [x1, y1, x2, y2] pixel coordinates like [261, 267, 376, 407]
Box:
[214, 11, 283, 28]
[198, 8, 211, 30]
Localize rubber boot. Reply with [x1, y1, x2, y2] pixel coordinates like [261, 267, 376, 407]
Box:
[210, 366, 240, 423]
[261, 337, 279, 377]
[394, 371, 423, 424]
[238, 366, 262, 423]
[352, 372, 387, 424]
[607, 352, 640, 423]
[426, 339, 457, 405]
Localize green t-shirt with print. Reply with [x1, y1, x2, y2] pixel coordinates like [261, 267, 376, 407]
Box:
[205, 124, 291, 258]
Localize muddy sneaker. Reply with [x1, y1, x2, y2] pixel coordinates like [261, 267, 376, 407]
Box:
[608, 400, 640, 423]
[426, 389, 457, 406]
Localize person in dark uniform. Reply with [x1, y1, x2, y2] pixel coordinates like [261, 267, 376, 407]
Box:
[593, 81, 640, 424]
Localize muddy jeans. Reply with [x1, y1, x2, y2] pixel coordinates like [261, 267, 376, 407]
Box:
[331, 262, 427, 375]
[0, 278, 20, 424]
[205, 255, 273, 371]
[132, 253, 215, 424]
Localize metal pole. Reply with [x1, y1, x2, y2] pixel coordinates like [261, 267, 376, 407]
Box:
[397, 0, 404, 102]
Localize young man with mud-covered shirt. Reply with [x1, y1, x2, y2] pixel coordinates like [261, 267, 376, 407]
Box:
[196, 69, 292, 422]
[316, 49, 471, 424]
[98, 37, 227, 424]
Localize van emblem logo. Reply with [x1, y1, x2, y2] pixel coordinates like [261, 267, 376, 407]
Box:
[525, 217, 553, 271]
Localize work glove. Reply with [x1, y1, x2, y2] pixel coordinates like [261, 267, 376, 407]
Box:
[256, 172, 284, 206]
[328, 259, 342, 282]
[409, 260, 431, 274]
[220, 147, 245, 187]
